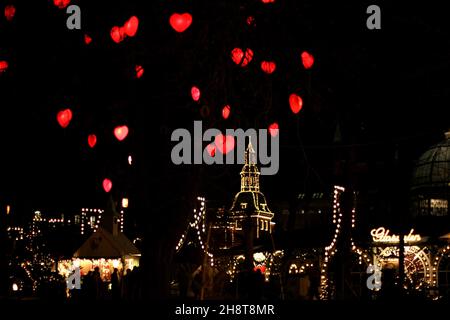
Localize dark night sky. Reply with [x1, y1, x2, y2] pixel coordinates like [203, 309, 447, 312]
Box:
[0, 0, 449, 224]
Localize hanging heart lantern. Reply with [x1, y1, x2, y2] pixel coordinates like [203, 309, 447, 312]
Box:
[88, 134, 97, 148]
[0, 61, 8, 73]
[231, 48, 253, 67]
[110, 26, 125, 43]
[169, 13, 192, 33]
[57, 109, 73, 128]
[289, 94, 303, 114]
[214, 134, 235, 155]
[135, 65, 144, 78]
[246, 16, 256, 26]
[301, 51, 314, 69]
[124, 16, 139, 37]
[261, 61, 276, 74]
[53, 0, 71, 9]
[206, 144, 216, 157]
[191, 86, 201, 102]
[268, 122, 279, 137]
[102, 178, 112, 193]
[222, 105, 231, 120]
[114, 125, 129, 141]
[4, 5, 16, 21]
[84, 34, 92, 45]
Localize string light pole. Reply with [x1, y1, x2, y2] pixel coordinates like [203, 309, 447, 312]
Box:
[200, 222, 212, 300]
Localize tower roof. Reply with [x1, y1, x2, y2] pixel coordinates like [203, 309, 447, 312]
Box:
[240, 141, 260, 192]
[229, 141, 274, 218]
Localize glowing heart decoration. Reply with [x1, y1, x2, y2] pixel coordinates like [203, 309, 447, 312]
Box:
[191, 86, 201, 102]
[268, 122, 279, 137]
[262, 0, 276, 3]
[254, 265, 266, 273]
[231, 48, 253, 67]
[53, 0, 71, 9]
[0, 61, 8, 73]
[57, 109, 73, 128]
[214, 134, 235, 155]
[261, 61, 276, 74]
[246, 16, 256, 27]
[206, 144, 216, 157]
[84, 34, 92, 45]
[135, 65, 144, 78]
[4, 5, 16, 21]
[301, 51, 314, 69]
[102, 178, 112, 193]
[110, 26, 125, 43]
[170, 13, 192, 33]
[88, 134, 97, 148]
[289, 93, 303, 114]
[114, 125, 129, 141]
[124, 16, 139, 37]
[222, 105, 231, 120]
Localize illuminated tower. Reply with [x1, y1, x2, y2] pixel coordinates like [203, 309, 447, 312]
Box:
[229, 141, 275, 246]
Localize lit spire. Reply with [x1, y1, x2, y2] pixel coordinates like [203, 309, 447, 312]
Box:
[241, 139, 260, 192]
[245, 136, 256, 165]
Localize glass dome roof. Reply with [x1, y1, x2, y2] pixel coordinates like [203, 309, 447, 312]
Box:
[411, 131, 450, 190]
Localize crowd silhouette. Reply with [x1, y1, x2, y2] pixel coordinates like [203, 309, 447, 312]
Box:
[70, 267, 143, 301]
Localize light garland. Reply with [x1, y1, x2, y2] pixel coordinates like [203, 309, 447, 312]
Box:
[320, 185, 347, 299]
[120, 209, 124, 233]
[349, 194, 371, 267]
[7, 226, 24, 241]
[175, 197, 214, 267]
[80, 208, 104, 235]
[320, 186, 344, 298]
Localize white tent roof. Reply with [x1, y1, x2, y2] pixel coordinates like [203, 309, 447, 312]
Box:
[74, 227, 140, 259]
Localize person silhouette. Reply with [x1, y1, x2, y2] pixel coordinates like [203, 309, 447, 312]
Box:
[111, 268, 120, 300]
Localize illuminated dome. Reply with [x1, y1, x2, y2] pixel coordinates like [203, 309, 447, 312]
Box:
[411, 131, 450, 217]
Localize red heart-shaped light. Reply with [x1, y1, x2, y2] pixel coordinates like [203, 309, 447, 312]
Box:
[88, 134, 97, 148]
[4, 5, 16, 21]
[191, 86, 201, 102]
[135, 65, 144, 78]
[84, 34, 92, 45]
[206, 144, 216, 157]
[254, 265, 266, 273]
[246, 16, 256, 27]
[53, 0, 71, 9]
[261, 61, 276, 74]
[222, 105, 231, 120]
[214, 134, 235, 155]
[268, 122, 279, 137]
[0, 61, 8, 73]
[301, 51, 314, 69]
[231, 48, 253, 67]
[124, 16, 139, 37]
[170, 13, 192, 33]
[57, 109, 72, 128]
[262, 0, 276, 3]
[110, 26, 125, 43]
[102, 178, 112, 193]
[114, 125, 129, 141]
[289, 93, 303, 114]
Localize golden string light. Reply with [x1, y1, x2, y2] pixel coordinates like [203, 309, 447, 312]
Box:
[175, 197, 214, 267]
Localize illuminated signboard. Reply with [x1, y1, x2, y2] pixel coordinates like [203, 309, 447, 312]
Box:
[370, 227, 421, 243]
